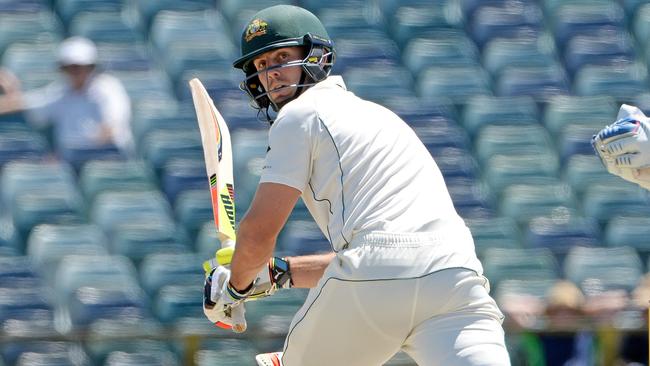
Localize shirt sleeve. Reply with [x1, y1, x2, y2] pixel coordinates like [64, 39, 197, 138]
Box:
[22, 82, 63, 127]
[92, 74, 134, 154]
[259, 103, 317, 193]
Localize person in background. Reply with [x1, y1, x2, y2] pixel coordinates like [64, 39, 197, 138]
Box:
[0, 36, 134, 163]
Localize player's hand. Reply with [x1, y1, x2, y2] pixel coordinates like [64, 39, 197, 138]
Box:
[592, 104, 650, 190]
[203, 266, 248, 333]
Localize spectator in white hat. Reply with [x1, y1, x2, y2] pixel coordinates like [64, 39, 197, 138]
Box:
[0, 36, 134, 164]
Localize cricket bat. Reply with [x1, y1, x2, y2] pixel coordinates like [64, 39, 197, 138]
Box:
[189, 78, 237, 274]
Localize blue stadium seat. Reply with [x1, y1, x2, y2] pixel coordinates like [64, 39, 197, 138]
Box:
[412, 120, 471, 153]
[97, 42, 152, 71]
[26, 223, 109, 274]
[344, 64, 415, 103]
[0, 130, 48, 168]
[563, 155, 622, 199]
[1, 341, 84, 366]
[461, 95, 539, 138]
[494, 278, 557, 306]
[0, 11, 63, 57]
[482, 35, 559, 78]
[432, 147, 479, 180]
[564, 30, 636, 78]
[68, 11, 143, 44]
[466, 216, 522, 255]
[331, 31, 401, 74]
[126, 0, 214, 31]
[231, 129, 270, 214]
[139, 253, 204, 296]
[402, 35, 479, 77]
[54, 255, 140, 301]
[1, 41, 58, 77]
[141, 130, 203, 178]
[605, 217, 650, 261]
[574, 63, 650, 102]
[634, 4, 650, 51]
[176, 66, 241, 101]
[55, 0, 123, 24]
[495, 64, 570, 101]
[173, 189, 213, 242]
[279, 220, 331, 255]
[389, 3, 463, 48]
[543, 95, 617, 139]
[482, 247, 560, 288]
[131, 113, 197, 146]
[161, 158, 206, 204]
[557, 124, 602, 164]
[1, 161, 78, 208]
[86, 328, 171, 366]
[499, 183, 578, 226]
[319, 7, 386, 40]
[582, 183, 650, 224]
[65, 285, 149, 329]
[112, 69, 176, 103]
[0, 0, 48, 12]
[525, 215, 600, 254]
[380, 96, 457, 126]
[474, 124, 555, 166]
[417, 65, 492, 104]
[0, 215, 20, 256]
[484, 153, 561, 198]
[469, 3, 544, 49]
[16, 351, 90, 366]
[0, 287, 53, 328]
[214, 91, 267, 131]
[550, 1, 626, 51]
[104, 350, 179, 366]
[0, 256, 39, 289]
[154, 284, 204, 324]
[220, 0, 287, 24]
[109, 222, 190, 263]
[194, 338, 257, 365]
[564, 246, 643, 294]
[79, 159, 156, 203]
[446, 177, 495, 220]
[90, 190, 175, 235]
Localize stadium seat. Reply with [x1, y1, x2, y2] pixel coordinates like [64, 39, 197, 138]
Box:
[1, 41, 58, 77]
[0, 11, 63, 57]
[482, 35, 559, 78]
[149, 10, 233, 56]
[465, 216, 522, 255]
[161, 158, 206, 204]
[97, 42, 152, 72]
[525, 215, 600, 255]
[461, 95, 539, 138]
[112, 69, 176, 103]
[412, 120, 471, 154]
[131, 112, 197, 146]
[563, 154, 622, 199]
[126, 0, 214, 31]
[154, 284, 204, 324]
[550, 1, 626, 51]
[564, 30, 636, 78]
[543, 95, 617, 139]
[446, 177, 495, 220]
[1, 341, 84, 366]
[231, 129, 270, 214]
[494, 278, 557, 307]
[557, 124, 604, 164]
[417, 65, 492, 104]
[0, 256, 39, 289]
[380, 96, 457, 126]
[499, 183, 578, 226]
[574, 63, 650, 103]
[432, 147, 479, 180]
[0, 287, 53, 330]
[0, 0, 48, 12]
[402, 35, 479, 78]
[605, 217, 650, 261]
[279, 220, 331, 255]
[173, 189, 213, 242]
[176, 66, 241, 102]
[0, 215, 20, 256]
[141, 129, 204, 178]
[79, 159, 157, 203]
[482, 247, 560, 288]
[634, 4, 650, 50]
[55, 0, 123, 24]
[0, 130, 48, 168]
[68, 11, 143, 44]
[244, 289, 308, 335]
[90, 189, 175, 235]
[474, 124, 555, 166]
[195, 222, 228, 256]
[26, 223, 109, 275]
[53, 255, 140, 301]
[469, 3, 544, 48]
[344, 64, 415, 103]
[582, 183, 650, 224]
[65, 285, 149, 329]
[495, 64, 570, 101]
[85, 320, 169, 365]
[104, 350, 179, 366]
[319, 6, 385, 39]
[484, 153, 561, 197]
[563, 246, 643, 294]
[331, 31, 401, 74]
[1, 161, 84, 207]
[16, 350, 90, 366]
[388, 2, 462, 48]
[139, 253, 204, 296]
[109, 221, 190, 263]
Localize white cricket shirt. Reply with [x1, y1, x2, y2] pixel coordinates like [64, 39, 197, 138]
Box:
[260, 76, 478, 260]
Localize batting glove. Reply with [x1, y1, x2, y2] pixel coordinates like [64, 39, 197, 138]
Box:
[592, 104, 650, 190]
[203, 266, 248, 333]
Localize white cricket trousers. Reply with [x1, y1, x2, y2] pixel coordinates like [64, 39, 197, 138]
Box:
[281, 267, 510, 366]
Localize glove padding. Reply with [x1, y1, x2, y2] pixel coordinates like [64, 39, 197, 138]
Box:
[592, 104, 650, 190]
[203, 256, 292, 332]
[203, 266, 248, 333]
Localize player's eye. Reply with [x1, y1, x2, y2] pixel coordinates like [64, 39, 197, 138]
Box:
[255, 60, 266, 71]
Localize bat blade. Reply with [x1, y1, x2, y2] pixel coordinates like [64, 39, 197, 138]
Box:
[189, 78, 236, 272]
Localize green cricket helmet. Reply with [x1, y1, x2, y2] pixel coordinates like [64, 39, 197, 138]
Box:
[233, 5, 335, 116]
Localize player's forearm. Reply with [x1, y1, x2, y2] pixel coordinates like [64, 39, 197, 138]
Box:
[0, 93, 24, 114]
[286, 252, 336, 288]
[229, 220, 276, 291]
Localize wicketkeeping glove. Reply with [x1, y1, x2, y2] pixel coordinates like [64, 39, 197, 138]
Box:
[592, 104, 650, 190]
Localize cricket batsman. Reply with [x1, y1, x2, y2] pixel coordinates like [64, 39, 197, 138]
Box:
[202, 5, 511, 365]
[593, 104, 650, 191]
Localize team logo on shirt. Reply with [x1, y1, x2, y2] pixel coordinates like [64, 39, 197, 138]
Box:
[245, 19, 268, 42]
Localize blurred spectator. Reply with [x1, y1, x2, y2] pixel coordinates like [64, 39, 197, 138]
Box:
[0, 36, 134, 160]
[616, 274, 650, 365]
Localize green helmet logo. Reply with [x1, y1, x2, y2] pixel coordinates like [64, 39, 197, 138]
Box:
[244, 19, 269, 43]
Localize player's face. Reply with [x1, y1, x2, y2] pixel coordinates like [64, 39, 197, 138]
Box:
[61, 64, 94, 90]
[252, 47, 305, 105]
